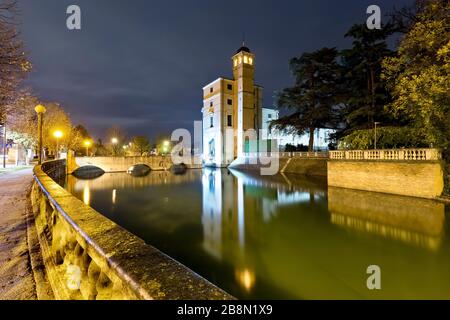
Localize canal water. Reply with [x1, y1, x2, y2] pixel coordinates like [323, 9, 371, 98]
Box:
[63, 169, 450, 300]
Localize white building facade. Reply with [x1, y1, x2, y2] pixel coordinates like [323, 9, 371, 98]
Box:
[202, 45, 263, 167]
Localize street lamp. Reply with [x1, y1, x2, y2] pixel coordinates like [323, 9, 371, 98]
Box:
[53, 130, 63, 159]
[35, 104, 46, 165]
[84, 140, 92, 157]
[374, 122, 381, 150]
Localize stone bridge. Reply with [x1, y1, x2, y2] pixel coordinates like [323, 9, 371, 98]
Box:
[67, 155, 202, 174]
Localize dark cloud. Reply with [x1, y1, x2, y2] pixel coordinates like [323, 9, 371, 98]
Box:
[19, 0, 413, 140]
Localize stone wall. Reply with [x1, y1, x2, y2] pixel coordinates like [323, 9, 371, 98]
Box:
[282, 158, 327, 177]
[328, 160, 444, 199]
[32, 160, 233, 300]
[229, 156, 327, 177]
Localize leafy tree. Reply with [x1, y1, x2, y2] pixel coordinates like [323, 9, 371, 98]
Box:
[6, 90, 39, 150]
[94, 139, 109, 156]
[71, 125, 91, 155]
[131, 135, 151, 156]
[382, 0, 450, 157]
[338, 23, 396, 138]
[272, 47, 341, 151]
[6, 91, 82, 158]
[340, 127, 428, 150]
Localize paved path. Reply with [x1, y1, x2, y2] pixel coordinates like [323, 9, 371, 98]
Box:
[0, 169, 37, 300]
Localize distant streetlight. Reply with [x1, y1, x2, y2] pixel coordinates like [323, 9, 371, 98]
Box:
[374, 122, 381, 150]
[53, 130, 63, 159]
[111, 138, 119, 156]
[162, 140, 170, 154]
[84, 140, 92, 157]
[35, 104, 47, 164]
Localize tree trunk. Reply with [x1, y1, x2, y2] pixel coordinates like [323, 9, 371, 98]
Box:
[308, 127, 315, 152]
[370, 68, 376, 126]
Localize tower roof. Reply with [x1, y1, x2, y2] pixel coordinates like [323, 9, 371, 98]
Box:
[236, 45, 251, 54]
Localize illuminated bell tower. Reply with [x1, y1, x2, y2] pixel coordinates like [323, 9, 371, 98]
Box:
[232, 44, 256, 157]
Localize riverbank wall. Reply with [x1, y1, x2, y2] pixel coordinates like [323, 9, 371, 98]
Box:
[328, 150, 444, 199]
[229, 155, 328, 177]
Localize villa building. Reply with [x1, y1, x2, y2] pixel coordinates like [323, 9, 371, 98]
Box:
[202, 45, 263, 167]
[201, 45, 333, 168]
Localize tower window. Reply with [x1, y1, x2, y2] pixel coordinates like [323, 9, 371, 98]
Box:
[210, 101, 213, 107]
[238, 56, 242, 64]
[227, 99, 232, 105]
[234, 59, 238, 67]
[268, 114, 272, 119]
[227, 115, 232, 127]
[227, 84, 233, 91]
[210, 116, 214, 128]
[244, 55, 248, 64]
[249, 57, 253, 65]
[210, 87, 213, 93]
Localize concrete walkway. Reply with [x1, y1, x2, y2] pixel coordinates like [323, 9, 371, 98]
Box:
[0, 169, 38, 300]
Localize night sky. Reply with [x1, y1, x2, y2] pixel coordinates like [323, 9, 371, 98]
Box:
[20, 0, 413, 140]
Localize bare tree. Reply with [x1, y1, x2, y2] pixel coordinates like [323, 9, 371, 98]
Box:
[0, 0, 31, 123]
[388, 0, 430, 34]
[106, 126, 127, 156]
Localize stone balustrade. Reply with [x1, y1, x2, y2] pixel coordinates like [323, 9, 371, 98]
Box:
[244, 152, 329, 158]
[31, 159, 233, 300]
[279, 151, 329, 158]
[329, 149, 442, 161]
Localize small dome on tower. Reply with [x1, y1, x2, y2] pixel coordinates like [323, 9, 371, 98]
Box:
[236, 46, 251, 54]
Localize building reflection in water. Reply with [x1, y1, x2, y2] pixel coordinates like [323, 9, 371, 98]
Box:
[328, 187, 446, 251]
[235, 268, 256, 292]
[201, 168, 327, 293]
[112, 189, 117, 205]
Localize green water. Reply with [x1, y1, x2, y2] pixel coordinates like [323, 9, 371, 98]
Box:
[64, 168, 450, 300]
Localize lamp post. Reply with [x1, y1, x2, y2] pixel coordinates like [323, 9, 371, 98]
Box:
[53, 130, 63, 159]
[374, 122, 381, 150]
[35, 105, 46, 165]
[84, 140, 92, 157]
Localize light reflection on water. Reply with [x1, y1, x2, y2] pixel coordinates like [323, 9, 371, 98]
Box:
[64, 169, 450, 300]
